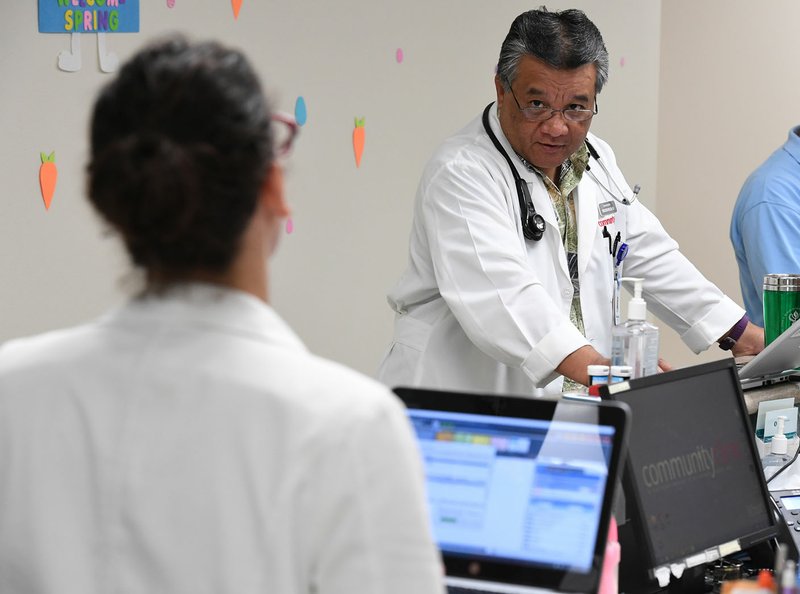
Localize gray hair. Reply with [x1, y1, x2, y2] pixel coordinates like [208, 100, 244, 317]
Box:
[497, 7, 609, 94]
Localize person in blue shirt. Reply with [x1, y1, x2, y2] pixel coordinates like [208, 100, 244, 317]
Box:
[731, 127, 800, 325]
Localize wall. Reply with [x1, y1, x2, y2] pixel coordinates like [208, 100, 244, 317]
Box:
[0, 1, 661, 377]
[657, 0, 800, 368]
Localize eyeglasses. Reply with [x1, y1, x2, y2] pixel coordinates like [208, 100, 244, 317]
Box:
[271, 112, 299, 158]
[507, 84, 598, 123]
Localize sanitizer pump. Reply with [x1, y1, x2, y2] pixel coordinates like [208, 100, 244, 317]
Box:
[610, 277, 660, 379]
[762, 416, 791, 481]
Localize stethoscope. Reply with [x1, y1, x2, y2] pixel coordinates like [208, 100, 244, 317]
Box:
[480, 102, 639, 242]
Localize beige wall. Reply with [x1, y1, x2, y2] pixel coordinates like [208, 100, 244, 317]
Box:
[657, 0, 800, 368]
[6, 1, 796, 378]
[0, 1, 661, 377]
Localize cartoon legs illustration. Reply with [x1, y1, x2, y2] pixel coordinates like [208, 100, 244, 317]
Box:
[96, 33, 119, 72]
[57, 33, 81, 72]
[57, 33, 119, 73]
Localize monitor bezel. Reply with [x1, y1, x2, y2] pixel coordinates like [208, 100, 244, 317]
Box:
[599, 358, 780, 570]
[394, 386, 630, 594]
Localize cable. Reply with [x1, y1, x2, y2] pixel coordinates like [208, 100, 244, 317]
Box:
[766, 440, 800, 485]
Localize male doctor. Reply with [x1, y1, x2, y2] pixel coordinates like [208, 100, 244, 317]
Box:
[378, 7, 763, 396]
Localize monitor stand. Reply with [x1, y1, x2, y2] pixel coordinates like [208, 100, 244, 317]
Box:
[618, 519, 707, 594]
[619, 515, 793, 594]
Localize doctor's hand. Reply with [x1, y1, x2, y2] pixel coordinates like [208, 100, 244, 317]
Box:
[657, 358, 673, 373]
[730, 322, 765, 358]
[556, 345, 610, 387]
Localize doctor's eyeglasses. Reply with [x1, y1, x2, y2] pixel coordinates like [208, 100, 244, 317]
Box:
[271, 112, 299, 158]
[507, 85, 598, 123]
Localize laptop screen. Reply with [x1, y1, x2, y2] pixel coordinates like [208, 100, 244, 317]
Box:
[395, 388, 629, 593]
[408, 409, 615, 572]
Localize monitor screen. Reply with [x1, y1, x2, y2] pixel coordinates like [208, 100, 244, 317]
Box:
[407, 408, 616, 572]
[601, 359, 778, 568]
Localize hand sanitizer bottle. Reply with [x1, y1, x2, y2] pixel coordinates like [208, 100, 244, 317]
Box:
[610, 278, 659, 379]
[763, 416, 791, 481]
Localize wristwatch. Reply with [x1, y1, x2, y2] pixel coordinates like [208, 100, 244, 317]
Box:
[718, 314, 749, 351]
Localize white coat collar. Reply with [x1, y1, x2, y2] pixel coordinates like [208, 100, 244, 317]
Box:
[100, 282, 307, 352]
[485, 105, 559, 230]
[485, 105, 606, 280]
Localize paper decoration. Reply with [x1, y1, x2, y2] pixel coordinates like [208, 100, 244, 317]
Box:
[396, 48, 404, 64]
[58, 33, 82, 72]
[39, 152, 58, 211]
[167, 0, 175, 7]
[55, 33, 120, 73]
[286, 217, 294, 234]
[295, 96, 307, 127]
[352, 117, 365, 168]
[232, 0, 243, 19]
[38, 0, 140, 73]
[620, 56, 626, 67]
[38, 0, 140, 33]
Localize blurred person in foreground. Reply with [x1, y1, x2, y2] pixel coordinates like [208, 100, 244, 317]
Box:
[0, 37, 443, 594]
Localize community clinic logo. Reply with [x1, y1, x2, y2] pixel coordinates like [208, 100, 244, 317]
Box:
[641, 446, 715, 488]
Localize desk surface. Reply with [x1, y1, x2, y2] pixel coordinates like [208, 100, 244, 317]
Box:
[743, 381, 800, 416]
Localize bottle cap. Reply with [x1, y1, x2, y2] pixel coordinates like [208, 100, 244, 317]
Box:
[610, 365, 632, 378]
[757, 569, 775, 590]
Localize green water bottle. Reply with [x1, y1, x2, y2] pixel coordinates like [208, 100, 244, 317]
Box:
[763, 274, 800, 345]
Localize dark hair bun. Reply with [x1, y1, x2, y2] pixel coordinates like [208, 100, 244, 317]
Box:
[87, 37, 274, 281]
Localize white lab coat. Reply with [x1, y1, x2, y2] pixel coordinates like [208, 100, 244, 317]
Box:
[0, 283, 444, 594]
[379, 106, 743, 396]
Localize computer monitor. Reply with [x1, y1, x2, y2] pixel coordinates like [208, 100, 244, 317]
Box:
[599, 359, 781, 589]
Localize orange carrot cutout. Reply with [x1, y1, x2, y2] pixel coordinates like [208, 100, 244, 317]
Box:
[231, 0, 243, 19]
[39, 151, 58, 210]
[353, 117, 365, 168]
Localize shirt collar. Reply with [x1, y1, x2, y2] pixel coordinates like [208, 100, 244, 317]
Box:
[785, 126, 800, 166]
[516, 143, 590, 192]
[101, 282, 307, 352]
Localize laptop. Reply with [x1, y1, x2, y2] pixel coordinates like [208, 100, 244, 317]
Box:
[738, 317, 800, 390]
[394, 387, 630, 594]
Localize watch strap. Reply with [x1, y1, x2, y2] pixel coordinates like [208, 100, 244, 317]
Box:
[718, 314, 749, 351]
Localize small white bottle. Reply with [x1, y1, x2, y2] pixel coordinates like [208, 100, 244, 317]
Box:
[588, 364, 610, 386]
[762, 416, 791, 481]
[610, 278, 659, 379]
[610, 365, 632, 383]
